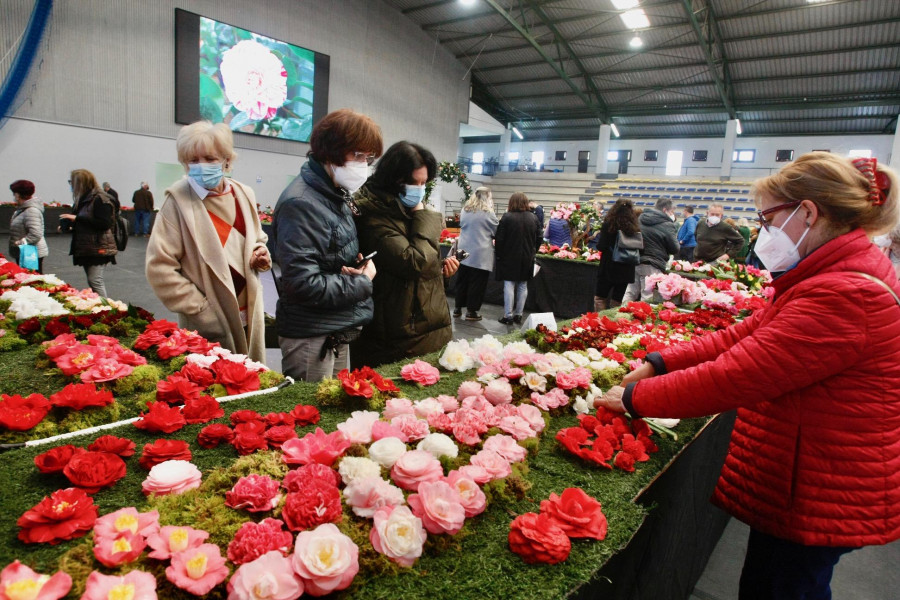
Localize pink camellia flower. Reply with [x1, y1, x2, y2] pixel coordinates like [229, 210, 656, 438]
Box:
[166, 543, 229, 596]
[93, 531, 146, 567]
[141, 460, 202, 497]
[407, 480, 466, 535]
[93, 507, 160, 542]
[483, 378, 513, 405]
[219, 39, 288, 122]
[369, 505, 427, 567]
[517, 404, 546, 434]
[0, 560, 72, 600]
[81, 570, 156, 600]
[370, 420, 409, 442]
[281, 428, 351, 468]
[146, 525, 209, 560]
[382, 397, 415, 421]
[470, 450, 512, 481]
[283, 463, 340, 491]
[444, 471, 487, 518]
[343, 476, 406, 518]
[227, 551, 303, 600]
[291, 523, 359, 596]
[456, 464, 492, 485]
[412, 397, 444, 419]
[435, 394, 459, 413]
[483, 434, 528, 463]
[400, 359, 440, 385]
[492, 403, 518, 422]
[390, 450, 444, 491]
[426, 412, 453, 434]
[336, 410, 380, 444]
[456, 380, 483, 400]
[389, 415, 430, 442]
[530, 388, 569, 411]
[503, 367, 526, 380]
[499, 415, 537, 440]
[450, 407, 489, 446]
[79, 357, 134, 383]
[227, 519, 293, 565]
[225, 474, 282, 513]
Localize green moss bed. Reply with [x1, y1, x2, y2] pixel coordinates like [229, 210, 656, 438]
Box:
[0, 338, 710, 600]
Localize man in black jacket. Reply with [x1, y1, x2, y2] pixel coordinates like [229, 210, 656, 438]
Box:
[622, 197, 679, 303]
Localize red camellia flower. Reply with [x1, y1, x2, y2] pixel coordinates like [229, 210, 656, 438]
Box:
[0, 393, 52, 431]
[34, 444, 86, 474]
[155, 333, 189, 360]
[265, 412, 295, 428]
[182, 395, 225, 424]
[16, 317, 41, 336]
[87, 435, 136, 457]
[282, 463, 341, 491]
[232, 432, 268, 456]
[45, 318, 72, 337]
[180, 363, 215, 388]
[555, 427, 589, 455]
[139, 439, 192, 470]
[539, 488, 608, 540]
[234, 421, 266, 436]
[197, 424, 235, 449]
[290, 404, 320, 426]
[156, 374, 203, 405]
[336, 369, 373, 399]
[49, 383, 115, 411]
[227, 518, 293, 565]
[133, 402, 187, 434]
[613, 451, 636, 472]
[225, 474, 282, 512]
[359, 366, 400, 393]
[212, 359, 260, 395]
[508, 512, 571, 564]
[281, 479, 342, 531]
[230, 409, 263, 425]
[62, 451, 127, 493]
[264, 425, 298, 449]
[17, 487, 98, 544]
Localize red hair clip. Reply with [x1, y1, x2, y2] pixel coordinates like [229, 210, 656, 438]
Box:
[852, 157, 889, 206]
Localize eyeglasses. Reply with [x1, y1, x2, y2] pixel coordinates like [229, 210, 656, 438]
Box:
[67, 179, 72, 184]
[350, 151, 377, 165]
[757, 201, 801, 231]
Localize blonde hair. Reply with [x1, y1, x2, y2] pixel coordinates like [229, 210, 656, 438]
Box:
[176, 121, 237, 168]
[464, 187, 493, 213]
[70, 168, 99, 200]
[752, 151, 899, 235]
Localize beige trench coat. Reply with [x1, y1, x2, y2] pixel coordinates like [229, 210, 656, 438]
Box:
[145, 178, 268, 363]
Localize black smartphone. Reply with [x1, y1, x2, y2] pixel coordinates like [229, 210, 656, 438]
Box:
[454, 249, 470, 261]
[354, 251, 377, 268]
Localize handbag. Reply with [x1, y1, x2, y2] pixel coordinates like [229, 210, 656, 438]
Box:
[18, 244, 39, 271]
[611, 230, 643, 265]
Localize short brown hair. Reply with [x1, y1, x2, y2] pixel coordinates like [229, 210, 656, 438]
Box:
[70, 169, 99, 199]
[507, 192, 530, 212]
[309, 109, 383, 166]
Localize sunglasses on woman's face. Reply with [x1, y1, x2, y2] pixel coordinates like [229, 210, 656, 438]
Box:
[757, 201, 801, 231]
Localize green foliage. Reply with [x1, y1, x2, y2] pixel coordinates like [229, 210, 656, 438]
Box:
[259, 370, 285, 390]
[0, 331, 27, 352]
[111, 364, 163, 395]
[593, 366, 628, 390]
[168, 355, 187, 372]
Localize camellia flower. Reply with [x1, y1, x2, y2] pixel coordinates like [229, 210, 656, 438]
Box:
[220, 39, 288, 121]
[17, 487, 98, 545]
[508, 512, 571, 564]
[469, 450, 512, 481]
[93, 531, 146, 567]
[337, 456, 382, 487]
[282, 463, 340, 491]
[382, 397, 415, 420]
[49, 382, 114, 410]
[407, 480, 466, 535]
[444, 471, 487, 518]
[94, 507, 160, 542]
[182, 395, 225, 424]
[400, 359, 441, 385]
[227, 551, 303, 600]
[225, 474, 282, 512]
[336, 410, 381, 444]
[146, 525, 209, 560]
[141, 460, 202, 496]
[369, 505, 427, 567]
[0, 393, 51, 431]
[483, 377, 513, 405]
[367, 437, 408, 469]
[196, 423, 235, 448]
[290, 404, 320, 426]
[139, 439, 192, 470]
[166, 543, 229, 596]
[33, 444, 86, 474]
[227, 518, 293, 565]
[81, 570, 157, 600]
[281, 428, 351, 468]
[133, 401, 187, 434]
[390, 450, 444, 491]
[343, 476, 405, 518]
[87, 435, 136, 457]
[281, 480, 342, 532]
[212, 358, 260, 395]
[483, 434, 527, 463]
[79, 357, 134, 384]
[290, 523, 359, 596]
[438, 339, 474, 372]
[62, 451, 127, 494]
[416, 433, 459, 459]
[0, 560, 72, 600]
[540, 487, 608, 540]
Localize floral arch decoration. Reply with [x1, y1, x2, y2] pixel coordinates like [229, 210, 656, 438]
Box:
[425, 161, 473, 206]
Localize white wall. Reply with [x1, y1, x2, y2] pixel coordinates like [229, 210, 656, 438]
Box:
[0, 0, 470, 206]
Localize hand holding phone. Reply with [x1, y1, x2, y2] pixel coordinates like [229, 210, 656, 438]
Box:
[455, 249, 470, 261]
[355, 251, 377, 268]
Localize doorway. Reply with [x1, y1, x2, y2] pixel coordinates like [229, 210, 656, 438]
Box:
[577, 150, 590, 173]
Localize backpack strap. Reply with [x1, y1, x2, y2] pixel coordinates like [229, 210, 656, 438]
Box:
[850, 271, 900, 307]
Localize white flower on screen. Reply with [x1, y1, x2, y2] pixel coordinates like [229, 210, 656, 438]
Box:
[219, 39, 288, 121]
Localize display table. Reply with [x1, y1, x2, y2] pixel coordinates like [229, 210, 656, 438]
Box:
[0, 205, 69, 235]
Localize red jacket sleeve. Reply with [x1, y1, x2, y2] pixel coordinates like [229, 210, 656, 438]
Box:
[631, 282, 868, 419]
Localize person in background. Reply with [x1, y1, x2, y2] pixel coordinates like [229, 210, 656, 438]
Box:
[8, 179, 48, 273]
[60, 169, 117, 296]
[873, 224, 900, 280]
[596, 152, 900, 600]
[351, 141, 459, 368]
[529, 201, 545, 231]
[132, 181, 154, 237]
[454, 186, 498, 321]
[726, 217, 752, 262]
[621, 197, 679, 303]
[146, 121, 271, 363]
[544, 212, 572, 247]
[273, 109, 382, 380]
[495, 191, 542, 325]
[593, 198, 640, 310]
[694, 202, 745, 263]
[102, 182, 119, 208]
[677, 205, 700, 261]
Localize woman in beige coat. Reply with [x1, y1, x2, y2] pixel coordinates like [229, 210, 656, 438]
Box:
[146, 121, 271, 363]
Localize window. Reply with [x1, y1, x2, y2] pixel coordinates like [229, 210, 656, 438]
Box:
[733, 149, 755, 163]
[644, 150, 658, 162]
[471, 164, 483, 174]
[665, 150, 683, 176]
[608, 150, 632, 161]
[775, 150, 794, 162]
[531, 151, 544, 167]
[555, 150, 567, 161]
[692, 150, 708, 162]
[508, 152, 519, 162]
[848, 149, 872, 158]
[472, 152, 484, 164]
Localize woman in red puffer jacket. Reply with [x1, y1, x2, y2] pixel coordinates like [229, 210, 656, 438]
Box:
[597, 152, 900, 600]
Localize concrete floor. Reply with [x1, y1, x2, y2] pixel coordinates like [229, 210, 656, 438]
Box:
[32, 233, 900, 599]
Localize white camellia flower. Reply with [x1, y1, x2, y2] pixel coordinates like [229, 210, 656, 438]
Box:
[471, 334, 504, 357]
[586, 347, 604, 361]
[338, 456, 383, 486]
[368, 437, 408, 468]
[562, 351, 591, 367]
[572, 395, 591, 415]
[0, 287, 68, 320]
[185, 353, 218, 369]
[372, 505, 427, 567]
[613, 334, 641, 346]
[413, 398, 444, 419]
[220, 39, 288, 121]
[416, 433, 458, 459]
[589, 359, 622, 372]
[439, 340, 475, 372]
[67, 295, 103, 311]
[521, 372, 547, 392]
[476, 372, 498, 384]
[22, 274, 65, 286]
[502, 340, 535, 357]
[546, 353, 576, 374]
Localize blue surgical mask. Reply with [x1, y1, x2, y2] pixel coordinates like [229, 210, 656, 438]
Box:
[188, 163, 224, 190]
[399, 184, 426, 208]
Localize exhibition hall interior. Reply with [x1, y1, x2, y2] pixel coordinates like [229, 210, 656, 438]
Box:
[0, 1, 898, 599]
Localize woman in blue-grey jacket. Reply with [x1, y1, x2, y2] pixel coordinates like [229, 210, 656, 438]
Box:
[272, 109, 383, 382]
[454, 186, 499, 321]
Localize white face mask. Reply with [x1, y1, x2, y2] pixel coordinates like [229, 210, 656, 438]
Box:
[330, 162, 369, 193]
[706, 216, 721, 226]
[873, 234, 892, 248]
[754, 205, 809, 272]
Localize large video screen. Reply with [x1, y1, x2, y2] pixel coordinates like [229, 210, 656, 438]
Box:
[175, 9, 329, 143]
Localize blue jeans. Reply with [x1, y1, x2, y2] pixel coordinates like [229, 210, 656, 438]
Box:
[503, 280, 527, 318]
[135, 210, 151, 235]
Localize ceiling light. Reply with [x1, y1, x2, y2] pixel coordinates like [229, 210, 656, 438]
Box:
[735, 118, 742, 135]
[460, 0, 476, 5]
[611, 0, 640, 8]
[620, 9, 650, 29]
[512, 126, 523, 140]
[629, 35, 643, 48]
[806, 0, 829, 3]
[610, 123, 620, 137]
